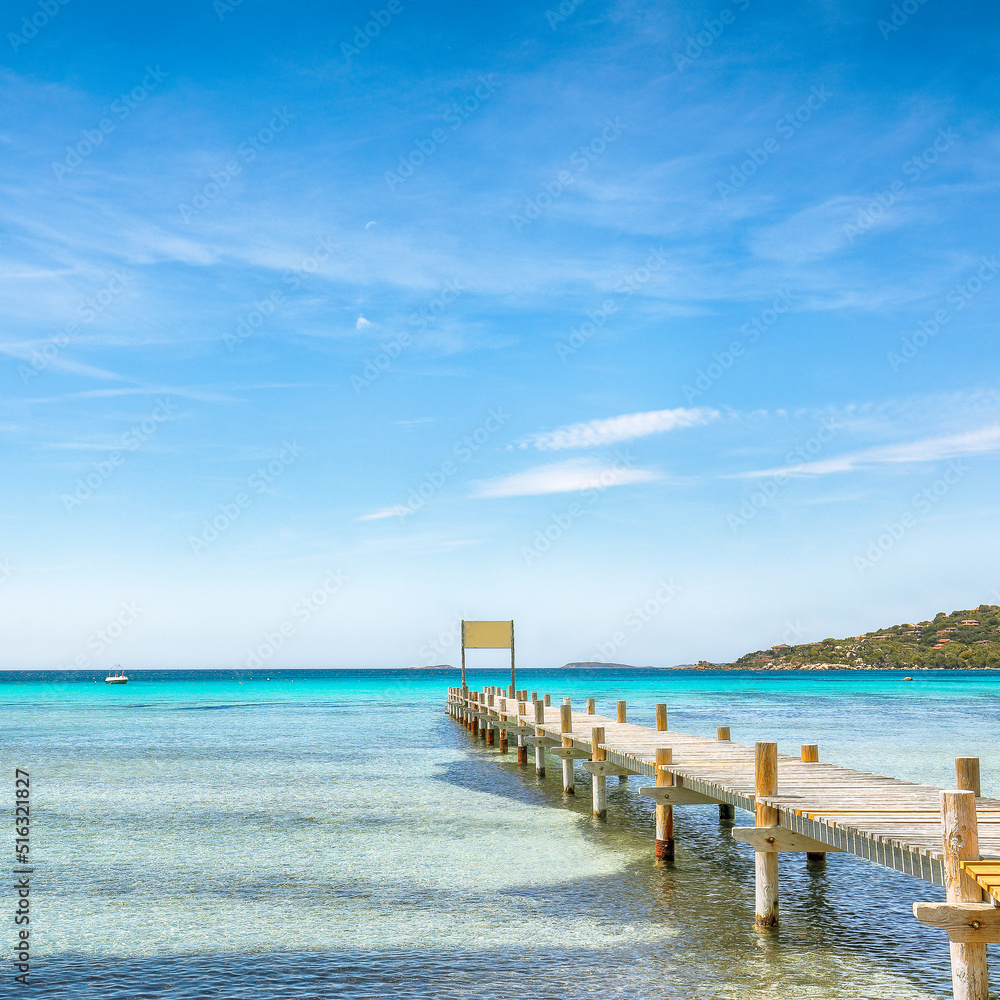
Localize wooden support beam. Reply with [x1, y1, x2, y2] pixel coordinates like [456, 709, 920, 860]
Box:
[655, 747, 674, 862]
[733, 826, 843, 853]
[957, 758, 982, 797]
[914, 903, 1000, 944]
[755, 741, 779, 928]
[655, 703, 667, 731]
[639, 785, 719, 806]
[942, 789, 989, 1000]
[591, 726, 607, 820]
[581, 760, 638, 778]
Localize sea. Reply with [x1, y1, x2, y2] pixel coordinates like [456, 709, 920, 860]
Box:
[2, 666, 999, 1000]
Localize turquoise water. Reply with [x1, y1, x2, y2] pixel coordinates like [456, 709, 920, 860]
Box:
[3, 667, 999, 998]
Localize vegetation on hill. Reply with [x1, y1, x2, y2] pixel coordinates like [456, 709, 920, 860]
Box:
[722, 605, 1000, 670]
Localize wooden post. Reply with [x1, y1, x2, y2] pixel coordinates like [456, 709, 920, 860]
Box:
[531, 692, 537, 702]
[533, 700, 546, 776]
[717, 726, 735, 821]
[460, 622, 466, 689]
[486, 723, 495, 745]
[655, 747, 674, 862]
[956, 758, 982, 797]
[509, 620, 515, 696]
[591, 726, 607, 819]
[800, 744, 825, 865]
[560, 702, 575, 795]
[544, 694, 551, 707]
[586, 697, 596, 714]
[655, 703, 667, 731]
[942, 789, 989, 1000]
[754, 741, 779, 928]
[617, 700, 627, 723]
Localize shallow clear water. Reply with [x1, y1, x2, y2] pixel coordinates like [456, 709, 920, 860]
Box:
[2, 667, 999, 998]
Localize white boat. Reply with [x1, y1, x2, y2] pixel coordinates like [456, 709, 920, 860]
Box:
[105, 665, 128, 684]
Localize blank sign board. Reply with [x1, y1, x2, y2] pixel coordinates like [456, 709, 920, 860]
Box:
[463, 620, 513, 649]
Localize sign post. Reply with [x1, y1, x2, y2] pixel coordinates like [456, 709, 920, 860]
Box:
[461, 620, 515, 694]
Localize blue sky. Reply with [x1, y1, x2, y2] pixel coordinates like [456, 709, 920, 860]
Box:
[2, 0, 999, 669]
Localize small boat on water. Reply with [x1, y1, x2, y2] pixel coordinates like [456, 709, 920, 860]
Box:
[105, 665, 128, 684]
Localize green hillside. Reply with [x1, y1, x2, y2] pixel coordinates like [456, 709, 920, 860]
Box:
[726, 604, 1000, 670]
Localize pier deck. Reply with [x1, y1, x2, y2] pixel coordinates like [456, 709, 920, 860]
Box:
[448, 685, 1000, 999]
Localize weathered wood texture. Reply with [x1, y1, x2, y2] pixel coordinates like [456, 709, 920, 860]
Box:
[444, 689, 1000, 886]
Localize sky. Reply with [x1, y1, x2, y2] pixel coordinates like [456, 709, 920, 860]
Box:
[1, 0, 999, 670]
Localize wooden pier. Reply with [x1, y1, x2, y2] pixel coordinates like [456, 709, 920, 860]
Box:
[448, 685, 1000, 1000]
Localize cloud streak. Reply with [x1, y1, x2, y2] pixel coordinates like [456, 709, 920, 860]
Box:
[474, 458, 662, 498]
[732, 425, 1000, 478]
[521, 407, 718, 451]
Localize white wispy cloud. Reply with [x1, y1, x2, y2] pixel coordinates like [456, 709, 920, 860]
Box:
[732, 426, 1000, 478]
[357, 505, 414, 521]
[474, 459, 662, 498]
[521, 407, 718, 451]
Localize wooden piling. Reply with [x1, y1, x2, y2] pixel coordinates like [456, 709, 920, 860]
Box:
[591, 726, 607, 819]
[617, 700, 627, 723]
[956, 758, 982, 797]
[941, 789, 989, 1000]
[655, 703, 667, 731]
[800, 744, 826, 865]
[655, 747, 674, 862]
[533, 700, 546, 776]
[586, 698, 596, 715]
[544, 694, 551, 707]
[716, 726, 735, 821]
[561, 702, 575, 795]
[754, 741, 779, 928]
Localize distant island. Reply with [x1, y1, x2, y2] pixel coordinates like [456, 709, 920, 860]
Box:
[697, 604, 1000, 671]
